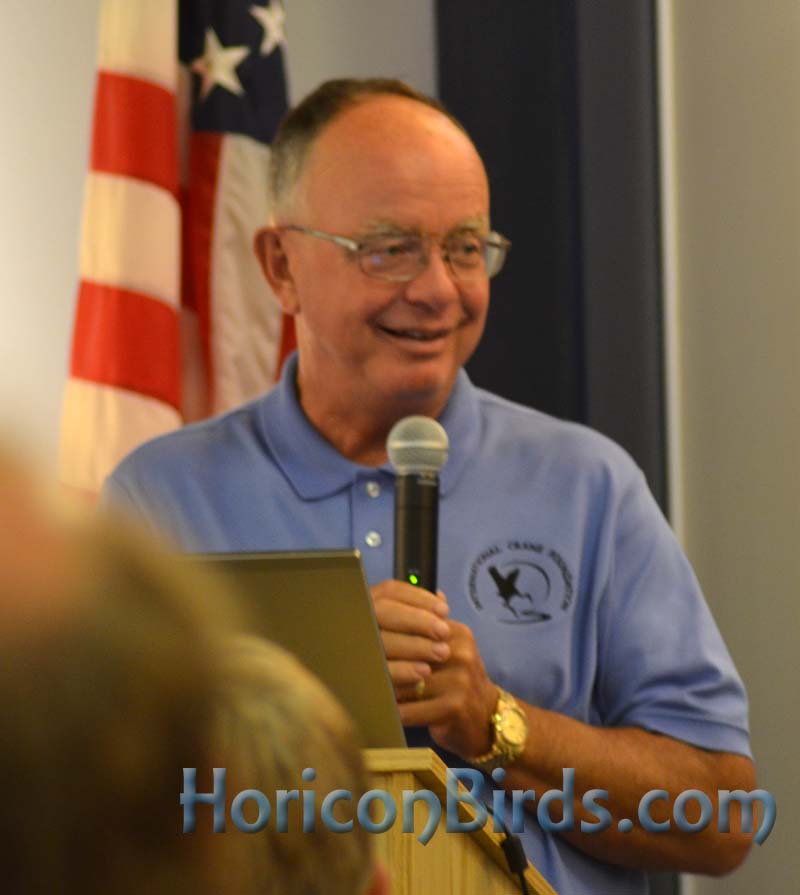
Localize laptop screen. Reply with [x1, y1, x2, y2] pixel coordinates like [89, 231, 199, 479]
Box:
[192, 550, 406, 749]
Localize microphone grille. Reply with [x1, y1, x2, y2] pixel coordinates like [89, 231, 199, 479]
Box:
[386, 416, 449, 474]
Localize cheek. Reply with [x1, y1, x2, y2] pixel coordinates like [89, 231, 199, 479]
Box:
[293, 282, 376, 354]
[456, 289, 489, 356]
[463, 285, 490, 331]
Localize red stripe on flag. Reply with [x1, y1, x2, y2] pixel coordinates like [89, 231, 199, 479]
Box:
[91, 71, 178, 197]
[182, 131, 223, 400]
[71, 281, 181, 411]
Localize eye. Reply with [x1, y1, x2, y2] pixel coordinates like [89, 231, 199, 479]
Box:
[446, 233, 484, 265]
[363, 236, 419, 259]
[358, 236, 422, 276]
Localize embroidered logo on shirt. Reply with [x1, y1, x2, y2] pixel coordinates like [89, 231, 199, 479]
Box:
[467, 541, 574, 624]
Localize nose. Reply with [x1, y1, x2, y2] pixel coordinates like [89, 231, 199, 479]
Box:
[402, 243, 461, 308]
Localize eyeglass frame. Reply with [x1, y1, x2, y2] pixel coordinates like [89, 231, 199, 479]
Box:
[278, 224, 511, 282]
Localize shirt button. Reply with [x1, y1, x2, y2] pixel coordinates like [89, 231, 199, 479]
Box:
[366, 481, 381, 498]
[365, 531, 382, 548]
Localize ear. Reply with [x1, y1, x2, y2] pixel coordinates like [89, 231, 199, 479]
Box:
[254, 227, 299, 315]
[363, 859, 390, 895]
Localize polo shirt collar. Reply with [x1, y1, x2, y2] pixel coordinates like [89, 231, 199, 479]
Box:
[258, 352, 481, 500]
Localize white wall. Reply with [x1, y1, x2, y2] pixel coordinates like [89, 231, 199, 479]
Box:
[0, 0, 99, 463]
[660, 1, 800, 891]
[283, 1, 436, 102]
[0, 0, 435, 469]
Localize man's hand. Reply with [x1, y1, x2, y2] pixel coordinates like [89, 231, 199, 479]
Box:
[370, 580, 498, 759]
[370, 579, 451, 686]
[398, 618, 499, 758]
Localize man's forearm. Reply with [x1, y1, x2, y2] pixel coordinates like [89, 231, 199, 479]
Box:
[500, 702, 755, 875]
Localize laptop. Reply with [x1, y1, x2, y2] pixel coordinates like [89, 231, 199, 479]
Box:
[193, 550, 407, 749]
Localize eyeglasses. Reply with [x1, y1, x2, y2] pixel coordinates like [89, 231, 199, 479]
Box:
[280, 225, 511, 282]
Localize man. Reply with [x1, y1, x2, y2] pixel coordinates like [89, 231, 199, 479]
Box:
[104, 79, 755, 894]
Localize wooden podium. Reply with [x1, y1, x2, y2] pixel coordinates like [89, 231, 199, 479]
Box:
[364, 748, 558, 895]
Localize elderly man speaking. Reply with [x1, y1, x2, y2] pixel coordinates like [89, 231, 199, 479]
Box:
[104, 78, 755, 895]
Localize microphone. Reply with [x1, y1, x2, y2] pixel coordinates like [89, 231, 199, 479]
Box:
[386, 416, 449, 592]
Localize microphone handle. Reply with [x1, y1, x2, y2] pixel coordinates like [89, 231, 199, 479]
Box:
[393, 472, 439, 593]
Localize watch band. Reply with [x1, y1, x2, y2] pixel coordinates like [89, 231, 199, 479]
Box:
[469, 687, 528, 771]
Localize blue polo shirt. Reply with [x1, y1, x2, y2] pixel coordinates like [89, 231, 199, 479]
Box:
[104, 353, 751, 895]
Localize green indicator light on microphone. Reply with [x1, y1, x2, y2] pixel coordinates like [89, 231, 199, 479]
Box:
[408, 573, 419, 586]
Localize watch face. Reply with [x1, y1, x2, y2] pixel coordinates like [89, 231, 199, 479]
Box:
[500, 708, 528, 747]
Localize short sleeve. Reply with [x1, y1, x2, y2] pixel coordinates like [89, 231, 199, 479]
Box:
[595, 468, 751, 757]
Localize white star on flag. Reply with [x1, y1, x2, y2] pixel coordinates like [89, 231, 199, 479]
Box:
[250, 1, 286, 57]
[190, 28, 250, 99]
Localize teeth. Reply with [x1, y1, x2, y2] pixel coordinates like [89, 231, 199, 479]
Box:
[384, 327, 441, 341]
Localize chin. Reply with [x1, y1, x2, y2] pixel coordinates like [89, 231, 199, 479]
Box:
[384, 366, 457, 412]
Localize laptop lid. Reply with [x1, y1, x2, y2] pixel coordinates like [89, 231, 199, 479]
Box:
[193, 550, 406, 749]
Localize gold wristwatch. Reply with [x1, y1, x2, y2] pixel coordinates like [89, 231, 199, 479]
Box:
[469, 687, 528, 771]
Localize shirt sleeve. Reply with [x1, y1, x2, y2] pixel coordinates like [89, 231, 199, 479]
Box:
[100, 462, 174, 542]
[595, 467, 752, 757]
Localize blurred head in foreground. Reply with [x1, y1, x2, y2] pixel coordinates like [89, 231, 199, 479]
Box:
[0, 447, 386, 895]
[209, 636, 389, 895]
[0, 447, 234, 894]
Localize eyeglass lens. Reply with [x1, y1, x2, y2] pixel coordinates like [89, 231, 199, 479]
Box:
[358, 233, 507, 281]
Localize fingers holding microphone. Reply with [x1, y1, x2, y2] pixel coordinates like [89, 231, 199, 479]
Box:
[397, 619, 500, 759]
[371, 579, 451, 689]
[373, 580, 499, 760]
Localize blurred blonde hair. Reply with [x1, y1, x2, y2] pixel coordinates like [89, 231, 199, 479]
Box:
[0, 458, 238, 895]
[1, 446, 378, 895]
[208, 635, 375, 895]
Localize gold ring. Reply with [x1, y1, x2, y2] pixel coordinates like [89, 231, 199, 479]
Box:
[414, 679, 427, 700]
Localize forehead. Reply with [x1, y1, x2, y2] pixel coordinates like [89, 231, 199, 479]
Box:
[298, 95, 490, 232]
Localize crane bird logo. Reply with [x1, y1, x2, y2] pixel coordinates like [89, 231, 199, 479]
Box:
[487, 564, 552, 622]
[467, 542, 574, 625]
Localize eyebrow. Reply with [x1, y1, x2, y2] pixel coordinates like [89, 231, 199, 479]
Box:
[358, 220, 412, 237]
[358, 214, 491, 237]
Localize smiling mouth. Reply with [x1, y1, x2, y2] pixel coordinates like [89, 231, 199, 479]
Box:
[378, 325, 450, 342]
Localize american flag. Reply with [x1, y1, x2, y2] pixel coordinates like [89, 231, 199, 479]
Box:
[59, 0, 295, 497]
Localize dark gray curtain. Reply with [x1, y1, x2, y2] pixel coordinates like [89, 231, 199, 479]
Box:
[436, 0, 668, 514]
[436, 2, 675, 893]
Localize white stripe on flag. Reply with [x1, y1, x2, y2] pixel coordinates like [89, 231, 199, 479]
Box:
[209, 134, 284, 413]
[80, 172, 181, 308]
[59, 380, 181, 494]
[98, 0, 176, 90]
